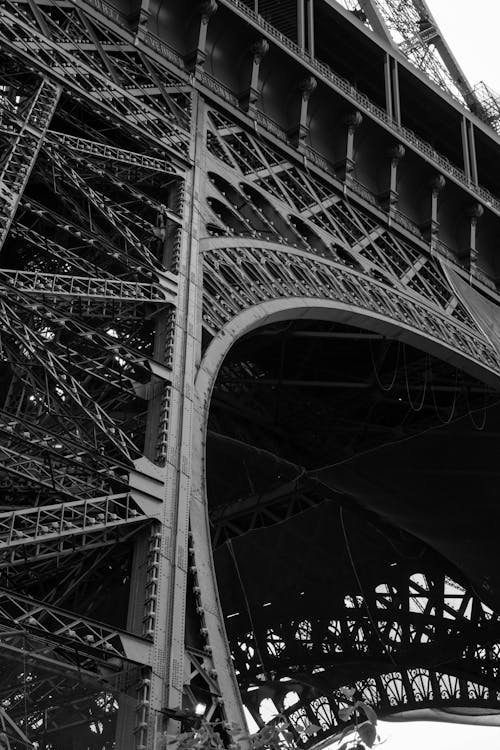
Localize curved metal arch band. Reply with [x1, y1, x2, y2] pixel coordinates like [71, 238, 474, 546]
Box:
[201, 241, 500, 387]
[276, 665, 500, 746]
[191, 249, 500, 736]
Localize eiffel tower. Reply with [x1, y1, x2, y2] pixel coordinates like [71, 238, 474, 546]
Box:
[1, 0, 500, 747]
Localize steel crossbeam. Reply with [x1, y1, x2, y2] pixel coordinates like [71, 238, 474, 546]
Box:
[1, 287, 173, 391]
[0, 0, 191, 161]
[0, 78, 60, 250]
[49, 130, 184, 176]
[0, 442, 106, 499]
[210, 474, 339, 548]
[0, 296, 139, 462]
[52, 146, 184, 225]
[0, 588, 153, 666]
[49, 152, 167, 268]
[0, 269, 172, 304]
[0, 492, 158, 567]
[0, 631, 136, 702]
[11, 222, 120, 279]
[0, 409, 128, 480]
[17, 200, 164, 277]
[0, 404, 130, 500]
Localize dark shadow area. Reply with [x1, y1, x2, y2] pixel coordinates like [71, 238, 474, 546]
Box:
[206, 318, 500, 739]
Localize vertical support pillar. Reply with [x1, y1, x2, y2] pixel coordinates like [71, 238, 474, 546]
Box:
[125, 92, 205, 750]
[297, 0, 305, 50]
[239, 39, 269, 114]
[186, 0, 218, 71]
[423, 174, 445, 244]
[384, 53, 393, 120]
[391, 59, 401, 125]
[115, 531, 151, 749]
[307, 0, 315, 57]
[461, 115, 471, 183]
[467, 121, 479, 186]
[466, 202, 484, 274]
[341, 110, 363, 182]
[289, 75, 317, 148]
[380, 143, 405, 211]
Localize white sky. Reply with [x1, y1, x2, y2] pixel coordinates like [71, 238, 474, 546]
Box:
[352, 2, 500, 748]
[428, 0, 500, 92]
[361, 718, 500, 749]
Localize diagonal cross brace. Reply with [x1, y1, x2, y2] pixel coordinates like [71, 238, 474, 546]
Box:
[0, 296, 139, 462]
[0, 78, 60, 251]
[0, 492, 159, 567]
[0, 587, 153, 666]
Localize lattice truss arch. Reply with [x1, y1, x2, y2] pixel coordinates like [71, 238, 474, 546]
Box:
[234, 566, 500, 748]
[201, 106, 500, 379]
[0, 0, 207, 743]
[198, 104, 500, 746]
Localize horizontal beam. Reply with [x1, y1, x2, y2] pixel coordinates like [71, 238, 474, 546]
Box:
[0, 588, 153, 666]
[0, 269, 174, 305]
[48, 130, 184, 176]
[0, 2, 191, 164]
[0, 492, 159, 567]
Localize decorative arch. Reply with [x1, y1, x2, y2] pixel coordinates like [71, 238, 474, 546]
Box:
[190, 242, 500, 739]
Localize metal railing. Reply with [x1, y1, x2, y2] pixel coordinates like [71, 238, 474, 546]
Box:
[224, 0, 500, 215]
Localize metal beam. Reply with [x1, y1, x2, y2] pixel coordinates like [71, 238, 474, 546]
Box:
[0, 588, 153, 666]
[0, 78, 60, 250]
[0, 492, 159, 567]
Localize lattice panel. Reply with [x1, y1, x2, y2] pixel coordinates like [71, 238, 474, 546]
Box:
[203, 105, 480, 337]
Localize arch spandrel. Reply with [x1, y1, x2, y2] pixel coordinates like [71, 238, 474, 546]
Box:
[191, 105, 500, 747]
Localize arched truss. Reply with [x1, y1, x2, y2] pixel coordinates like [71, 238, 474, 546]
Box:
[193, 115, 500, 745]
[227, 564, 500, 747]
[229, 565, 499, 681]
[194, 311, 500, 750]
[244, 666, 500, 747]
[200, 106, 500, 386]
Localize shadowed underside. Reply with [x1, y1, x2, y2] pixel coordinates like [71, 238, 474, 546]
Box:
[206, 318, 500, 742]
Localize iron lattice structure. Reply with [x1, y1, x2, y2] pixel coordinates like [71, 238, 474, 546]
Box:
[1, 0, 500, 749]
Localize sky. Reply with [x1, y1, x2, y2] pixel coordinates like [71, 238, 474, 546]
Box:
[345, 2, 500, 749]
[427, 0, 500, 91]
[371, 718, 500, 750]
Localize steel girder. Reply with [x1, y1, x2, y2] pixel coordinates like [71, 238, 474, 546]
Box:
[0, 0, 499, 748]
[0, 77, 61, 249]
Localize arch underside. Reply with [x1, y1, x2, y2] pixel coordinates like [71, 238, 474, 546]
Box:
[200, 109, 500, 744]
[203, 310, 500, 747]
[200, 147, 500, 742]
